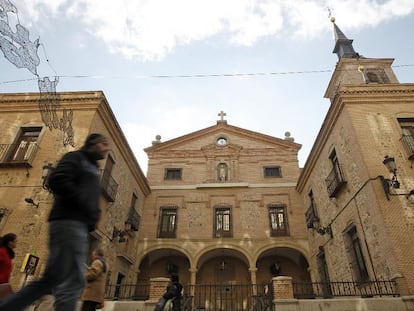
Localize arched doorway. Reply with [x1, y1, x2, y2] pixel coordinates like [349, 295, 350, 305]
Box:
[137, 248, 190, 299]
[194, 248, 252, 310]
[256, 247, 311, 284]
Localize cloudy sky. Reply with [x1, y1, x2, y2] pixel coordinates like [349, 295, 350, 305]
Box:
[1, 0, 414, 174]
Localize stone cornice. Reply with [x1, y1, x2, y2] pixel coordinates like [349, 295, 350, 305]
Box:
[150, 182, 297, 190]
[339, 84, 414, 96]
[0, 91, 103, 112]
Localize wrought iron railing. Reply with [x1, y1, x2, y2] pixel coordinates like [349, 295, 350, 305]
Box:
[293, 280, 399, 298]
[103, 280, 399, 308]
[100, 169, 118, 202]
[104, 283, 149, 300]
[183, 284, 273, 311]
[325, 164, 347, 197]
[400, 134, 414, 161]
[104, 283, 273, 310]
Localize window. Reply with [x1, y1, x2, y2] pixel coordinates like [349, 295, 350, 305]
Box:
[268, 205, 288, 236]
[0, 208, 8, 228]
[101, 154, 118, 202]
[164, 168, 182, 180]
[345, 226, 369, 282]
[264, 166, 282, 178]
[363, 68, 390, 84]
[126, 193, 140, 231]
[158, 206, 177, 238]
[398, 118, 414, 160]
[214, 206, 232, 238]
[1, 127, 41, 166]
[317, 248, 332, 297]
[325, 149, 346, 197]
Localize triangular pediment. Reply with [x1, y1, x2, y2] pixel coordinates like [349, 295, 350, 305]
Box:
[144, 122, 301, 155]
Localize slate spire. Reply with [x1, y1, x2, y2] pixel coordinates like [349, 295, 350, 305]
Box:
[331, 17, 359, 60]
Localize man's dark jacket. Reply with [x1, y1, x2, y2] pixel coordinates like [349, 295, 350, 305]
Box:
[48, 149, 101, 231]
[163, 282, 183, 311]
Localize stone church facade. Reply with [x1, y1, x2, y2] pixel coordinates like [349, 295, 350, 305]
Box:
[137, 119, 311, 289]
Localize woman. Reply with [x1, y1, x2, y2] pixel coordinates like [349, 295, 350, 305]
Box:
[80, 248, 107, 311]
[0, 233, 17, 284]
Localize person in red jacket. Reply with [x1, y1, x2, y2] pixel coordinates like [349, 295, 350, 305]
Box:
[0, 233, 17, 284]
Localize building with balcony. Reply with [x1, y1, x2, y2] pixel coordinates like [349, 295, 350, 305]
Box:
[0, 91, 150, 293]
[296, 20, 414, 296]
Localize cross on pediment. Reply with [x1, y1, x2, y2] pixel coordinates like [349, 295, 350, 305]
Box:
[217, 110, 227, 124]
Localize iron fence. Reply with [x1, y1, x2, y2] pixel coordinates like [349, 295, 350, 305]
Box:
[104, 283, 149, 300]
[183, 284, 273, 311]
[104, 283, 273, 311]
[103, 280, 399, 310]
[293, 280, 399, 299]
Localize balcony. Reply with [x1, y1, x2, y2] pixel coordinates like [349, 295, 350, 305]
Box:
[126, 208, 140, 231]
[400, 134, 414, 161]
[305, 205, 319, 229]
[100, 170, 118, 202]
[325, 165, 347, 198]
[0, 143, 39, 167]
[271, 227, 288, 237]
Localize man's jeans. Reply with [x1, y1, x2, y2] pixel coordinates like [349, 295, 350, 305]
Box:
[0, 220, 89, 311]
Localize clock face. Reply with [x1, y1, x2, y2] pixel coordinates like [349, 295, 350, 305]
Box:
[217, 137, 228, 146]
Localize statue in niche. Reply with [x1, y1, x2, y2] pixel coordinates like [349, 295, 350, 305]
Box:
[218, 163, 228, 181]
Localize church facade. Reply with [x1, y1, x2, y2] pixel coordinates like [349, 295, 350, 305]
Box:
[136, 119, 311, 289]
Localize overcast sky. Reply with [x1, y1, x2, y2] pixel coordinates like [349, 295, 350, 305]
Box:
[1, 0, 414, 175]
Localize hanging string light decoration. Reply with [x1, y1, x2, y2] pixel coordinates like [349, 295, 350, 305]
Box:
[0, 0, 40, 75]
[38, 77, 74, 147]
[0, 0, 74, 147]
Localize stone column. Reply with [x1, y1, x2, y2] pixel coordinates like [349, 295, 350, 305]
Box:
[189, 268, 198, 297]
[272, 276, 294, 299]
[249, 267, 258, 295]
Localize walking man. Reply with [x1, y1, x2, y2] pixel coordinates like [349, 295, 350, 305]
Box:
[0, 133, 110, 311]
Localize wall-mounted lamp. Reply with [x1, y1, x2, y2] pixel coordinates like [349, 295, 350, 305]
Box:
[308, 216, 333, 238]
[24, 198, 39, 208]
[219, 260, 226, 271]
[112, 226, 128, 243]
[407, 189, 414, 199]
[166, 261, 178, 273]
[270, 262, 281, 276]
[42, 163, 54, 191]
[381, 155, 401, 200]
[316, 225, 333, 238]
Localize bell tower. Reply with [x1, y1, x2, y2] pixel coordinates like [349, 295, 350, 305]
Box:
[325, 17, 399, 103]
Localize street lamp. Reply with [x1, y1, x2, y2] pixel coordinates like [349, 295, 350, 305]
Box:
[381, 156, 400, 200]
